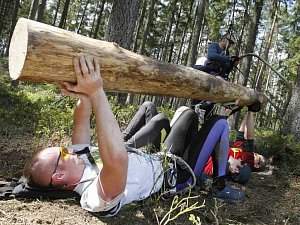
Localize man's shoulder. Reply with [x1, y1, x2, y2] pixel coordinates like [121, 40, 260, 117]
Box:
[209, 42, 219, 48]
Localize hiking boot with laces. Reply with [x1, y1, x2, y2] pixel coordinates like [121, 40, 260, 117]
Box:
[213, 183, 245, 204]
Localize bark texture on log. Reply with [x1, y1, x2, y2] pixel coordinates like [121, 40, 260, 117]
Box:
[9, 18, 266, 106]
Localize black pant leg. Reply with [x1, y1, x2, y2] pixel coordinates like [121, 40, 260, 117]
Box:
[123, 101, 158, 141]
[163, 109, 198, 156]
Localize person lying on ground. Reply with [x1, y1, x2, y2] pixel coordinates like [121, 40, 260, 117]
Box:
[203, 107, 266, 185]
[23, 55, 166, 217]
[123, 102, 245, 203]
[22, 55, 242, 218]
[170, 103, 264, 186]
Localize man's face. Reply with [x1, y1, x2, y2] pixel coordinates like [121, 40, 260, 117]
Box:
[220, 37, 233, 49]
[254, 153, 265, 169]
[41, 147, 84, 187]
[228, 156, 242, 174]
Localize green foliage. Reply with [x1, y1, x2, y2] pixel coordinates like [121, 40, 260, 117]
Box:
[108, 96, 139, 130]
[0, 63, 75, 143]
[157, 103, 175, 120]
[206, 0, 230, 40]
[255, 128, 300, 174]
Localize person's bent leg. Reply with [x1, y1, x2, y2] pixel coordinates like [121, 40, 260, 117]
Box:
[170, 106, 189, 127]
[164, 109, 198, 156]
[123, 101, 158, 142]
[186, 117, 229, 179]
[243, 111, 255, 151]
[125, 113, 170, 150]
[175, 116, 228, 189]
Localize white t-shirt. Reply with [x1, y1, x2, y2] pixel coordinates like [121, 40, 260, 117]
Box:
[70, 145, 164, 216]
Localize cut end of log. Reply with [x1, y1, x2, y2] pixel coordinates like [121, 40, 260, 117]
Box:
[9, 18, 28, 80]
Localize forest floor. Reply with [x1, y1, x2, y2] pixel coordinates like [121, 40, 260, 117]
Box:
[0, 62, 300, 225]
[1, 128, 300, 225]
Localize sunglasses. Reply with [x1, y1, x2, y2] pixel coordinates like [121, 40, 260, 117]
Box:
[48, 147, 69, 187]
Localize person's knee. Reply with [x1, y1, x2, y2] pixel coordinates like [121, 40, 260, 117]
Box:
[182, 109, 198, 122]
[142, 101, 154, 108]
[152, 113, 170, 127]
[142, 101, 157, 115]
[171, 106, 190, 126]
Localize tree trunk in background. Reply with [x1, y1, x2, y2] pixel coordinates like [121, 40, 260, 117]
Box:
[255, 0, 279, 92]
[187, 0, 206, 67]
[106, 0, 141, 50]
[183, 1, 198, 66]
[232, 0, 264, 130]
[6, 0, 19, 56]
[238, 0, 264, 87]
[282, 65, 300, 142]
[231, 0, 249, 83]
[133, 0, 147, 53]
[128, 0, 147, 104]
[77, 0, 90, 33]
[139, 0, 157, 55]
[89, 0, 99, 37]
[28, 0, 39, 20]
[105, 0, 141, 105]
[52, 0, 61, 26]
[36, 0, 47, 22]
[161, 0, 178, 62]
[59, 0, 71, 28]
[168, 5, 182, 63]
[0, 0, 8, 37]
[92, 0, 106, 39]
[176, 0, 194, 64]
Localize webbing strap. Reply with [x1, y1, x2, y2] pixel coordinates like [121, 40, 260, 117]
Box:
[75, 147, 99, 173]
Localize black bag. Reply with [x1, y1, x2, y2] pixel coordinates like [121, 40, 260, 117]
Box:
[0, 176, 80, 200]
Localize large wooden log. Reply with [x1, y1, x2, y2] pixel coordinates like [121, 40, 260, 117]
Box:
[9, 18, 266, 106]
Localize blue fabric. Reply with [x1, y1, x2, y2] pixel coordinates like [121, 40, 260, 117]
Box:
[207, 43, 230, 66]
[192, 119, 229, 177]
[174, 116, 230, 191]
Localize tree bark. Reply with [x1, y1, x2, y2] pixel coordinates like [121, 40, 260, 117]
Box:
[0, 0, 8, 37]
[255, 0, 278, 92]
[6, 0, 19, 56]
[9, 18, 266, 106]
[28, 0, 39, 20]
[92, 0, 105, 39]
[187, 0, 206, 67]
[58, 0, 71, 28]
[36, 0, 47, 22]
[161, 0, 178, 62]
[238, 0, 264, 86]
[139, 0, 157, 55]
[132, 0, 147, 53]
[105, 0, 141, 50]
[282, 65, 300, 141]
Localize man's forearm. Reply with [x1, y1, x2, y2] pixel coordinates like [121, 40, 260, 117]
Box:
[90, 90, 126, 161]
[72, 99, 92, 145]
[89, 89, 128, 199]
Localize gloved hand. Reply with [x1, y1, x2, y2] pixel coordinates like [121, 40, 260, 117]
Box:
[230, 56, 240, 63]
[248, 101, 262, 112]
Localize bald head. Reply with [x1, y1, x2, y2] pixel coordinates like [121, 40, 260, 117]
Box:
[23, 147, 60, 187]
